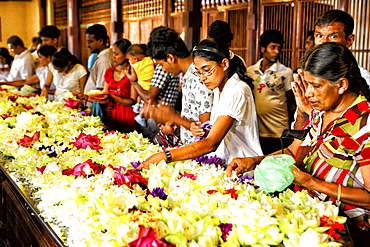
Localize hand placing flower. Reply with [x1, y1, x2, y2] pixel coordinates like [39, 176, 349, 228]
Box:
[137, 152, 167, 170]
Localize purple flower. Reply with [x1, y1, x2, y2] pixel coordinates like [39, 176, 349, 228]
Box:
[146, 187, 168, 200]
[239, 174, 253, 183]
[130, 161, 142, 168]
[47, 151, 58, 157]
[193, 155, 225, 166]
[194, 121, 212, 142]
[78, 111, 89, 116]
[219, 223, 233, 242]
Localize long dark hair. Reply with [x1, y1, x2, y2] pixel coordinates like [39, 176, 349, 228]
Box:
[38, 45, 57, 58]
[192, 38, 253, 90]
[0, 47, 14, 66]
[113, 39, 132, 55]
[52, 48, 81, 68]
[300, 42, 370, 101]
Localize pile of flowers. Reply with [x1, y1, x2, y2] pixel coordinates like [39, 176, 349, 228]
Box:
[0, 91, 347, 247]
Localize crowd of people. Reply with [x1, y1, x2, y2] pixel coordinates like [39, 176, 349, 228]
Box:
[0, 9, 369, 243]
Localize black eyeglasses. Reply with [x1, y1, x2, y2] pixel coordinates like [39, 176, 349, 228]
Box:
[193, 64, 218, 78]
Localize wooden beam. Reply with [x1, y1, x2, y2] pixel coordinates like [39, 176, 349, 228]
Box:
[182, 0, 202, 49]
[67, 0, 81, 59]
[111, 0, 123, 44]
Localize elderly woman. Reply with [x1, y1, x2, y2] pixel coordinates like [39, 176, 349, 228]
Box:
[227, 42, 370, 239]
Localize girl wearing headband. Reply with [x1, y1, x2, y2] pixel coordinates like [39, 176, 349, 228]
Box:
[138, 38, 262, 169]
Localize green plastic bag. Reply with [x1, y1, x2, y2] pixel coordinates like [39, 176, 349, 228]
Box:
[254, 154, 295, 193]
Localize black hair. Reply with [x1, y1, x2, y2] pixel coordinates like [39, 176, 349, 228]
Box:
[192, 38, 253, 90]
[38, 45, 57, 58]
[315, 10, 354, 38]
[52, 48, 81, 68]
[86, 24, 109, 44]
[39, 25, 61, 39]
[147, 27, 190, 60]
[300, 42, 370, 101]
[0, 47, 14, 66]
[307, 30, 314, 40]
[113, 39, 132, 55]
[127, 44, 147, 56]
[208, 20, 234, 47]
[7, 35, 24, 48]
[260, 30, 284, 48]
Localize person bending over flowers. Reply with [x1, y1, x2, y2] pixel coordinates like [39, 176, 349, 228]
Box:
[227, 42, 370, 236]
[137, 38, 262, 169]
[41, 48, 87, 102]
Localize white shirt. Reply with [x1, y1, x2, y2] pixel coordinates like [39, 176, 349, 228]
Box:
[181, 63, 213, 145]
[211, 73, 263, 163]
[51, 64, 87, 101]
[84, 48, 113, 94]
[247, 59, 293, 138]
[359, 65, 370, 87]
[7, 49, 35, 81]
[37, 66, 55, 101]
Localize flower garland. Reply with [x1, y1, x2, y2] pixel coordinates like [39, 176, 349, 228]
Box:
[0, 90, 347, 247]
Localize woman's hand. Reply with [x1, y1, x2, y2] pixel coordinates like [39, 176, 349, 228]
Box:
[140, 103, 177, 124]
[292, 70, 312, 114]
[190, 121, 205, 137]
[70, 90, 88, 100]
[226, 157, 261, 176]
[136, 152, 167, 170]
[292, 166, 313, 187]
[125, 64, 138, 83]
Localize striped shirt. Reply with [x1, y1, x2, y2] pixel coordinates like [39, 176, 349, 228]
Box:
[298, 95, 370, 230]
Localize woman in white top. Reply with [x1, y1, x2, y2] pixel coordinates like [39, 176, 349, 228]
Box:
[0, 48, 13, 81]
[0, 45, 57, 100]
[138, 38, 263, 169]
[41, 48, 87, 101]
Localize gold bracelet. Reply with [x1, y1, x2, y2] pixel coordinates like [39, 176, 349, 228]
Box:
[336, 184, 342, 203]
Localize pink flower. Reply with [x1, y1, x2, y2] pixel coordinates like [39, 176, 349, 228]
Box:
[62, 159, 105, 176]
[63, 98, 81, 109]
[113, 169, 148, 188]
[70, 133, 102, 150]
[129, 226, 175, 247]
[179, 171, 197, 180]
[36, 166, 47, 174]
[18, 131, 40, 147]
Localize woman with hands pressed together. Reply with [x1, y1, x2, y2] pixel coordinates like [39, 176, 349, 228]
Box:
[227, 42, 370, 233]
[89, 39, 140, 133]
[137, 38, 262, 170]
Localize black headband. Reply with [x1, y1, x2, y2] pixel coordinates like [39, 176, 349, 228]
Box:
[192, 45, 227, 58]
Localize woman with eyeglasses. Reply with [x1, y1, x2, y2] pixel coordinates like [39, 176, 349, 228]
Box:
[137, 38, 262, 170]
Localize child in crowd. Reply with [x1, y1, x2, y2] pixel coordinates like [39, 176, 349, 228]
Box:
[126, 44, 154, 92]
[152, 120, 182, 148]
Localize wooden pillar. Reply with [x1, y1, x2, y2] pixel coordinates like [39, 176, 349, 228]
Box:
[162, 0, 171, 27]
[246, 0, 258, 66]
[39, 0, 47, 28]
[111, 0, 123, 44]
[182, 0, 202, 49]
[67, 0, 80, 58]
